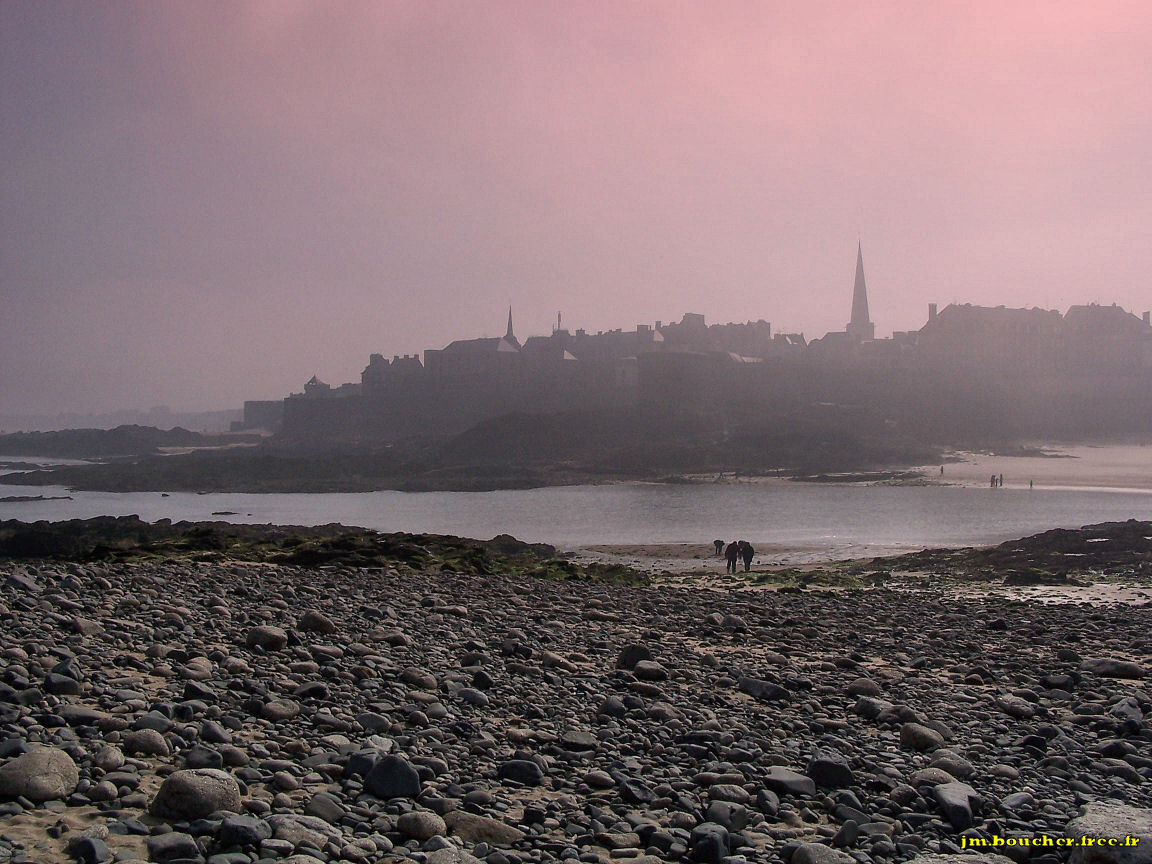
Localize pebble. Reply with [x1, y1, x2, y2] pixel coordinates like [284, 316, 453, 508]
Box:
[1, 554, 1152, 864]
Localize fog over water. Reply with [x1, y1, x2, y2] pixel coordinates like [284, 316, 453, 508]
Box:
[4, 3, 1152, 416]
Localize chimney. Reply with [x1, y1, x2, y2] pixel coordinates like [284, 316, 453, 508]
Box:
[928, 303, 938, 322]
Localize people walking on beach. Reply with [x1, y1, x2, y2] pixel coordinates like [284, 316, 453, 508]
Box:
[724, 541, 740, 573]
[999, 473, 1004, 487]
[714, 539, 725, 556]
[739, 540, 755, 572]
[990, 474, 996, 488]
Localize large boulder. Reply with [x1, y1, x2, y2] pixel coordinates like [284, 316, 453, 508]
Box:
[1066, 802, 1152, 864]
[150, 768, 242, 819]
[0, 747, 79, 802]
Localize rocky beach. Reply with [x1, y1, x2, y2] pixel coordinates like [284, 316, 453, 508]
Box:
[1, 520, 1152, 864]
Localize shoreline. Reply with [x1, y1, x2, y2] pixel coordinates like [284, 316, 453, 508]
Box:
[3, 441, 1151, 495]
[4, 516, 1152, 606]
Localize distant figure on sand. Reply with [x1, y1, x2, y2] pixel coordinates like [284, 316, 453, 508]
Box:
[990, 474, 997, 488]
[739, 540, 755, 572]
[724, 541, 740, 573]
[714, 539, 725, 556]
[999, 473, 1004, 487]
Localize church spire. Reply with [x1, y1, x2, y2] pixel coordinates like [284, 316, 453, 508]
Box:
[846, 242, 875, 341]
[505, 306, 515, 340]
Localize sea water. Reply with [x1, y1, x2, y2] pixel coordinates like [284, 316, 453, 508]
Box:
[3, 471, 1152, 562]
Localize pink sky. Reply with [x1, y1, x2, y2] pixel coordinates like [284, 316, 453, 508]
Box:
[3, 1, 1151, 415]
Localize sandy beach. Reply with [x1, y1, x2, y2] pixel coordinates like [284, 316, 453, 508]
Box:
[914, 443, 1152, 492]
[569, 542, 924, 578]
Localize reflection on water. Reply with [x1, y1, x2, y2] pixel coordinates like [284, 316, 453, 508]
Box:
[3, 478, 1152, 563]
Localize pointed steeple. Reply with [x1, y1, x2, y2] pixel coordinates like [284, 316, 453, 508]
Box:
[505, 306, 515, 340]
[846, 242, 875, 341]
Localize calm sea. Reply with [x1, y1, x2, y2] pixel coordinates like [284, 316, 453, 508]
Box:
[3, 466, 1152, 563]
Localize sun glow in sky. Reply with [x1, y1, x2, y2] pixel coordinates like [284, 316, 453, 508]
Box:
[3, 1, 1152, 415]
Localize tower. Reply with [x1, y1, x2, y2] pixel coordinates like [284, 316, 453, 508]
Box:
[505, 306, 515, 341]
[846, 242, 875, 342]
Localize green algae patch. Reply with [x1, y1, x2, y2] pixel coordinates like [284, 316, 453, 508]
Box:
[0, 517, 646, 583]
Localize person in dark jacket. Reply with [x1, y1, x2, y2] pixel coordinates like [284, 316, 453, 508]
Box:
[738, 540, 755, 572]
[724, 541, 740, 573]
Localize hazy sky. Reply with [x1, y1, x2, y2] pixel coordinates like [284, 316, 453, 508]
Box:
[4, 2, 1152, 415]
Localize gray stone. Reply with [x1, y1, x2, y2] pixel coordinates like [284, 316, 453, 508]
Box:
[854, 696, 893, 719]
[146, 832, 202, 864]
[705, 800, 749, 831]
[632, 660, 668, 681]
[122, 728, 170, 757]
[792, 843, 855, 864]
[1000, 792, 1036, 813]
[304, 790, 346, 824]
[297, 609, 337, 634]
[900, 722, 944, 752]
[929, 751, 974, 779]
[245, 625, 288, 651]
[261, 698, 300, 721]
[218, 814, 272, 847]
[1081, 658, 1146, 679]
[424, 848, 485, 864]
[560, 728, 597, 751]
[497, 758, 546, 786]
[444, 810, 525, 846]
[0, 747, 79, 802]
[1066, 802, 1152, 864]
[689, 822, 729, 864]
[739, 676, 789, 701]
[397, 809, 447, 840]
[806, 750, 855, 788]
[68, 836, 112, 864]
[150, 768, 242, 820]
[934, 781, 980, 831]
[267, 813, 343, 851]
[845, 677, 882, 697]
[616, 643, 653, 670]
[364, 753, 421, 798]
[996, 694, 1036, 719]
[764, 766, 816, 797]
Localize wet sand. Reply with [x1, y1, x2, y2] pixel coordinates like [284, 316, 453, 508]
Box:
[915, 443, 1152, 492]
[570, 541, 1152, 606]
[570, 542, 923, 575]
